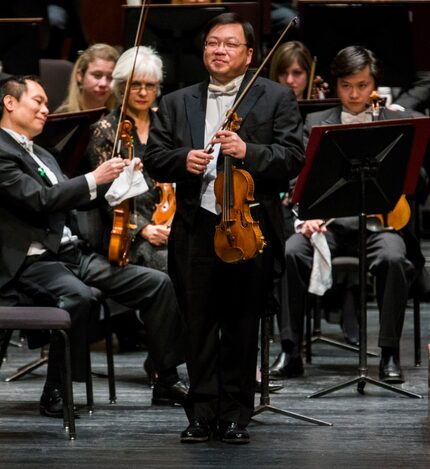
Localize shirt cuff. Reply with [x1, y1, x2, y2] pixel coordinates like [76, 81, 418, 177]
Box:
[85, 173, 97, 200]
[294, 218, 304, 233]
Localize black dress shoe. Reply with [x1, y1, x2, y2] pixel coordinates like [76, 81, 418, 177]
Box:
[268, 351, 304, 380]
[180, 418, 211, 443]
[379, 353, 404, 384]
[220, 422, 250, 444]
[152, 379, 189, 406]
[39, 388, 80, 419]
[255, 379, 284, 393]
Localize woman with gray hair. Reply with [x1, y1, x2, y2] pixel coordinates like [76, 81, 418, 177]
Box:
[86, 45, 168, 272]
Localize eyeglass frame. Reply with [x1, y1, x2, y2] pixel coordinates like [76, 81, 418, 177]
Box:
[126, 81, 159, 93]
[204, 39, 249, 51]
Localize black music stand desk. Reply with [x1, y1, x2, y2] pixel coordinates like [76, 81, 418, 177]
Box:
[293, 117, 430, 399]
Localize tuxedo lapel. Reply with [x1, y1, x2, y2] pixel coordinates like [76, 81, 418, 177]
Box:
[34, 145, 65, 183]
[185, 82, 207, 149]
[321, 107, 342, 125]
[0, 130, 54, 186]
[234, 73, 264, 127]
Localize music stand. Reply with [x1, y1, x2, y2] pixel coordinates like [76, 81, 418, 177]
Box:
[293, 117, 430, 399]
[35, 108, 106, 177]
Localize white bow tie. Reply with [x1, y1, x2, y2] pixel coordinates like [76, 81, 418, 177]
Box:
[19, 136, 34, 153]
[208, 82, 238, 96]
[341, 110, 371, 125]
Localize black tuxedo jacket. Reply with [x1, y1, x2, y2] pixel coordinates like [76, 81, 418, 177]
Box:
[144, 72, 305, 265]
[0, 129, 97, 290]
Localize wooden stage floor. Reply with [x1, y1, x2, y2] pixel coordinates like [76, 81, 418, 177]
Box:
[0, 300, 429, 468]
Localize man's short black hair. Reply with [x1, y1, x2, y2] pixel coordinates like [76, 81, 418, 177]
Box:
[0, 75, 42, 118]
[330, 45, 383, 88]
[203, 12, 255, 49]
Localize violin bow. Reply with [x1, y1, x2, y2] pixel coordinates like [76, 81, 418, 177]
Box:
[111, 0, 151, 159]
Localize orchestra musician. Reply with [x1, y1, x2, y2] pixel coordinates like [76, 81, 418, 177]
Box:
[85, 45, 171, 274]
[269, 42, 360, 345]
[0, 75, 187, 417]
[144, 12, 304, 444]
[270, 40, 312, 100]
[269, 45, 429, 384]
[85, 46, 183, 381]
[55, 43, 119, 113]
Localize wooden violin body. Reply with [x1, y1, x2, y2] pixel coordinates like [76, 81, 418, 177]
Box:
[153, 182, 176, 226]
[109, 199, 137, 267]
[108, 120, 136, 266]
[367, 194, 411, 232]
[214, 157, 266, 263]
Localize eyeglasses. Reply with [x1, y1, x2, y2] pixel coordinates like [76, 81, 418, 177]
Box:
[129, 82, 158, 93]
[204, 39, 248, 51]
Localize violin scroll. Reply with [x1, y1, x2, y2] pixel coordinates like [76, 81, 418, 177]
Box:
[309, 75, 330, 100]
[369, 90, 387, 119]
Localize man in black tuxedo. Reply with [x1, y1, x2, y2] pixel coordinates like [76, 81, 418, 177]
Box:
[0, 75, 187, 417]
[145, 13, 304, 443]
[269, 45, 428, 385]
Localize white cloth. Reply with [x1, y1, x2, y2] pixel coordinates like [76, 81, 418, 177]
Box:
[105, 158, 148, 207]
[308, 232, 332, 296]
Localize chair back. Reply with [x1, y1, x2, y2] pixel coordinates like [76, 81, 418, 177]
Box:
[39, 59, 74, 112]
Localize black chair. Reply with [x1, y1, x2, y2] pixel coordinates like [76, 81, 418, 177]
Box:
[39, 58, 74, 112]
[2, 288, 116, 412]
[0, 306, 76, 440]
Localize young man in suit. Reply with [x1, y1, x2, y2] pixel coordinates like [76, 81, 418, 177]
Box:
[269, 45, 428, 385]
[144, 13, 305, 443]
[0, 75, 187, 417]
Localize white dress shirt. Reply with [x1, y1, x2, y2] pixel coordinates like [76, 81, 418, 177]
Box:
[200, 74, 245, 214]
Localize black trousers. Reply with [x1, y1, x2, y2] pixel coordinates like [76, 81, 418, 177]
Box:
[281, 228, 416, 350]
[170, 208, 275, 426]
[17, 241, 185, 381]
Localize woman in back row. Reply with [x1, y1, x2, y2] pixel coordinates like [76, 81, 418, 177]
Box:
[56, 43, 120, 113]
[270, 40, 329, 100]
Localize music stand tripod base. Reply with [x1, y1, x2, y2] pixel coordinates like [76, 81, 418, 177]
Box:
[252, 316, 332, 426]
[308, 370, 422, 399]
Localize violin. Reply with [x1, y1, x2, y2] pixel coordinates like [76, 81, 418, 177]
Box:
[152, 182, 176, 227]
[367, 194, 411, 232]
[108, 121, 137, 266]
[366, 90, 410, 232]
[213, 112, 266, 263]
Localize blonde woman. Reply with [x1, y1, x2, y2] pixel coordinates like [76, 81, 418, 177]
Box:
[56, 43, 120, 113]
